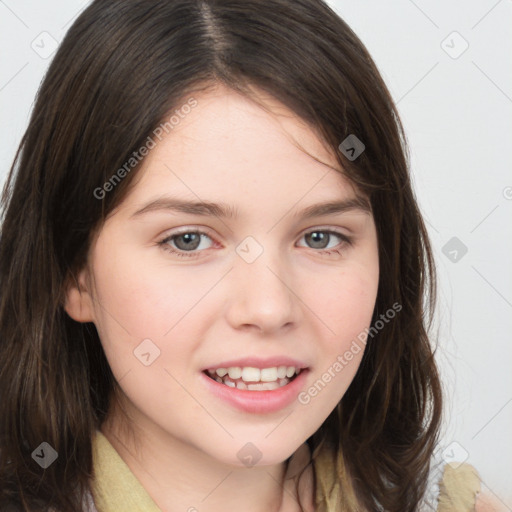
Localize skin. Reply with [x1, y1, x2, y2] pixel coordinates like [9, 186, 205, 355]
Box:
[475, 493, 511, 512]
[64, 83, 380, 512]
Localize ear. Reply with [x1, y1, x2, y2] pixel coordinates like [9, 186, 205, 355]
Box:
[63, 268, 95, 323]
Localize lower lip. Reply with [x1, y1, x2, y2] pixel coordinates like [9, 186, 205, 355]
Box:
[200, 369, 309, 414]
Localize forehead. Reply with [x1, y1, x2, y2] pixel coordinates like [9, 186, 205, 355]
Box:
[167, 83, 337, 167]
[117, 83, 364, 216]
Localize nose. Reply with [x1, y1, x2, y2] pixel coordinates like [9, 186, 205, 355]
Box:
[225, 243, 299, 334]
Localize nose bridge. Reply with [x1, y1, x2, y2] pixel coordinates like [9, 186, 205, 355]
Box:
[226, 234, 297, 331]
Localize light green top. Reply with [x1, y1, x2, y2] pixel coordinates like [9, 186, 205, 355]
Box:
[89, 430, 481, 511]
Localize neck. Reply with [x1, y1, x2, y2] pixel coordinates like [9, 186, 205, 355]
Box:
[100, 400, 314, 512]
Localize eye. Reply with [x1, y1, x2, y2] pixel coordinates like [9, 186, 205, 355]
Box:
[297, 229, 353, 257]
[158, 229, 215, 258]
[157, 228, 353, 259]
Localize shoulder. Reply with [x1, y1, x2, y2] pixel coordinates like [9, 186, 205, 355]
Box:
[436, 462, 509, 512]
[436, 462, 480, 511]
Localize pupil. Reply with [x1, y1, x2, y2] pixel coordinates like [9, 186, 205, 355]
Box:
[177, 233, 200, 250]
[307, 231, 327, 249]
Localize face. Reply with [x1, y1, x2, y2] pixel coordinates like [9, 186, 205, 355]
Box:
[65, 83, 379, 468]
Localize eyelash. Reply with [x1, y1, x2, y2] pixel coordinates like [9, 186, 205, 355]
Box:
[157, 228, 353, 259]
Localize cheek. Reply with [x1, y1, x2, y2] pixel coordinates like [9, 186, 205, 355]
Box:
[88, 255, 200, 410]
[314, 265, 379, 348]
[295, 268, 378, 418]
[90, 240, 211, 339]
[88, 242, 224, 386]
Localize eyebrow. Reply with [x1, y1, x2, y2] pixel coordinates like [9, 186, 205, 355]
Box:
[130, 195, 371, 220]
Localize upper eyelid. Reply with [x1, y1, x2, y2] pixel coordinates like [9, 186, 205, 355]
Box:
[159, 224, 352, 241]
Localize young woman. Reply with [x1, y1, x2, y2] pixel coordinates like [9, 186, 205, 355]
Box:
[0, 0, 499, 511]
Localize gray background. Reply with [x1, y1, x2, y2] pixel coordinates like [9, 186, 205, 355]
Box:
[1, 0, 511, 504]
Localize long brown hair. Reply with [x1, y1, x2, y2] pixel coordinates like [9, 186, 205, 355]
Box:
[0, 0, 442, 510]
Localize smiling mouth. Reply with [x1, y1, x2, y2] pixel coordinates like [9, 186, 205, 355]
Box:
[203, 368, 303, 391]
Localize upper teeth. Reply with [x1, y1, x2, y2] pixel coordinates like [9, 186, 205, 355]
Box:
[208, 366, 300, 382]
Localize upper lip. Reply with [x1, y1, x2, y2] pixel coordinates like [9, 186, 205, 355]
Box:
[203, 356, 309, 371]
